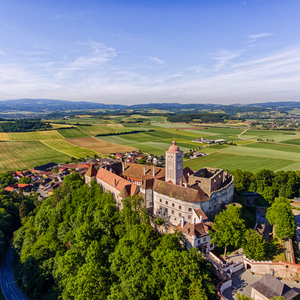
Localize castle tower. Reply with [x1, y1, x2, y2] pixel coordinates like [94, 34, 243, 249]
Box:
[85, 164, 97, 185]
[165, 139, 183, 185]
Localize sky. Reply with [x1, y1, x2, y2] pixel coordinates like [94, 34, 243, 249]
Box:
[0, 0, 299, 105]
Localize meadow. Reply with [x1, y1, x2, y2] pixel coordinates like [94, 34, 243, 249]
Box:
[7, 130, 64, 141]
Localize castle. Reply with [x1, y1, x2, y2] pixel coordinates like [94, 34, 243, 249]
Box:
[85, 139, 234, 250]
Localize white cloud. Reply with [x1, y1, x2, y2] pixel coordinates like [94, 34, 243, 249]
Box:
[149, 57, 165, 64]
[213, 49, 245, 71]
[0, 50, 5, 56]
[248, 33, 273, 39]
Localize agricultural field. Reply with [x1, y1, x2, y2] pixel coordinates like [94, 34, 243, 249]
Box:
[241, 129, 300, 143]
[42, 140, 98, 158]
[7, 130, 64, 141]
[183, 152, 295, 173]
[0, 133, 8, 140]
[58, 128, 89, 139]
[0, 141, 70, 172]
[67, 137, 136, 154]
[77, 125, 141, 136]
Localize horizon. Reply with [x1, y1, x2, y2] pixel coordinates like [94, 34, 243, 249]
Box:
[0, 1, 299, 104]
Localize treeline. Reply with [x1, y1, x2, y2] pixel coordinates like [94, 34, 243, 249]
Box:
[232, 169, 300, 203]
[167, 113, 241, 123]
[0, 119, 51, 132]
[96, 129, 154, 137]
[13, 173, 215, 300]
[0, 187, 36, 258]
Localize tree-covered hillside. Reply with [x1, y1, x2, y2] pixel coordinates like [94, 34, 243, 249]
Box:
[0, 119, 51, 132]
[13, 173, 215, 300]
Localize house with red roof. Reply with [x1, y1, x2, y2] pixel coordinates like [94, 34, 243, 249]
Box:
[5, 184, 33, 192]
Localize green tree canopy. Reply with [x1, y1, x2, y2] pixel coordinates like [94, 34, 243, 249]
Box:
[210, 204, 246, 257]
[243, 229, 266, 261]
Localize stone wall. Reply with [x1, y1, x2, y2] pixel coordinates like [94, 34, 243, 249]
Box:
[243, 256, 300, 281]
[201, 176, 234, 220]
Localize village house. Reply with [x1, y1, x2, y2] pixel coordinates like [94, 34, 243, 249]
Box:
[251, 273, 300, 300]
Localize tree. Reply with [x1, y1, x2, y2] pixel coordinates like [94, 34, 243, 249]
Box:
[19, 176, 32, 184]
[243, 229, 266, 260]
[262, 186, 277, 204]
[266, 197, 295, 239]
[210, 204, 246, 257]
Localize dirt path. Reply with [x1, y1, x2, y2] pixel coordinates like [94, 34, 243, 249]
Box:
[238, 125, 250, 140]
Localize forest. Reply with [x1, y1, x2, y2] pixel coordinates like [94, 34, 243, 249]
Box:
[0, 119, 51, 132]
[12, 173, 215, 300]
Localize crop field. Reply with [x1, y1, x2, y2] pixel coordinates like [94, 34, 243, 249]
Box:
[77, 125, 141, 136]
[58, 128, 89, 139]
[67, 137, 136, 154]
[241, 142, 300, 153]
[42, 140, 98, 158]
[0, 133, 9, 140]
[7, 130, 64, 141]
[0, 141, 70, 172]
[222, 145, 300, 161]
[241, 130, 300, 143]
[183, 152, 295, 173]
[280, 138, 300, 145]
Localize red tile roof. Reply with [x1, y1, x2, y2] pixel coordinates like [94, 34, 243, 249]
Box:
[5, 184, 33, 192]
[175, 221, 213, 238]
[96, 168, 139, 196]
[123, 164, 165, 181]
[153, 180, 204, 203]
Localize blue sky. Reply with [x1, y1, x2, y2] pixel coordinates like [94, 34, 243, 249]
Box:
[0, 0, 299, 104]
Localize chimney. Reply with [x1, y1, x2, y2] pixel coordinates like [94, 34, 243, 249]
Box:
[110, 167, 112, 173]
[181, 217, 185, 229]
[180, 180, 182, 186]
[200, 216, 203, 223]
[153, 166, 155, 177]
[105, 164, 108, 170]
[183, 183, 187, 187]
[187, 173, 190, 177]
[193, 218, 196, 225]
[122, 162, 125, 172]
[114, 178, 116, 187]
[144, 166, 146, 175]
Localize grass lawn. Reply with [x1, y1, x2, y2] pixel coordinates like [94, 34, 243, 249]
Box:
[0, 141, 70, 171]
[7, 130, 64, 141]
[67, 137, 136, 154]
[41, 140, 98, 158]
[58, 128, 90, 139]
[183, 152, 295, 172]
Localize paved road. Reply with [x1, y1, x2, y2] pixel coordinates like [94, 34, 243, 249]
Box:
[0, 248, 29, 300]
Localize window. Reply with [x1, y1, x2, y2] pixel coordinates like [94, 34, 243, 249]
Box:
[210, 244, 214, 248]
[188, 215, 191, 220]
[148, 202, 152, 207]
[159, 199, 162, 203]
[165, 201, 168, 205]
[172, 203, 175, 207]
[179, 205, 182, 209]
[198, 239, 201, 244]
[188, 208, 192, 212]
[179, 213, 182, 217]
[203, 237, 206, 242]
[165, 208, 168, 212]
[159, 206, 162, 209]
[172, 210, 174, 214]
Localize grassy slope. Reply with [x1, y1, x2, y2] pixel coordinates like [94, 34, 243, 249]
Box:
[0, 141, 70, 171]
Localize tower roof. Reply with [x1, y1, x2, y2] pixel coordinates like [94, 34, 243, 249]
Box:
[167, 139, 181, 153]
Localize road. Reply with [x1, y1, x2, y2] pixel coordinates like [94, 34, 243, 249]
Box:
[0, 248, 29, 300]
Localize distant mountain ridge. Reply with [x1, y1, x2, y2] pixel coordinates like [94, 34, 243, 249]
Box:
[1, 98, 300, 113]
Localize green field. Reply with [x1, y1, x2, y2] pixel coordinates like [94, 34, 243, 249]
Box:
[58, 128, 90, 139]
[183, 153, 295, 173]
[241, 130, 300, 143]
[0, 141, 70, 171]
[42, 140, 99, 158]
[280, 138, 300, 145]
[7, 130, 64, 141]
